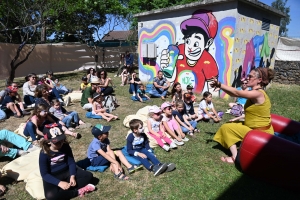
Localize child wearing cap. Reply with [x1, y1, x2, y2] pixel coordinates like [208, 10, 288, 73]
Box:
[147, 105, 177, 151]
[39, 126, 95, 199]
[127, 119, 176, 176]
[87, 124, 142, 180]
[80, 77, 91, 92]
[1, 86, 31, 118]
[161, 102, 188, 146]
[92, 94, 119, 122]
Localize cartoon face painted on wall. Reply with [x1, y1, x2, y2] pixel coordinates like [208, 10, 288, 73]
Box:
[160, 9, 219, 93]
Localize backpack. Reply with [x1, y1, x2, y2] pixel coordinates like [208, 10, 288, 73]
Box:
[230, 104, 244, 117]
[102, 95, 118, 113]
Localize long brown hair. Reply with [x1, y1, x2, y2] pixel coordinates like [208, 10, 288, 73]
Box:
[27, 104, 49, 121]
[35, 84, 48, 98]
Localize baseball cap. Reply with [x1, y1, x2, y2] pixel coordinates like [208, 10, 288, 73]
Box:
[161, 102, 172, 110]
[92, 124, 111, 138]
[43, 125, 66, 144]
[7, 86, 18, 93]
[149, 105, 161, 113]
[186, 84, 194, 89]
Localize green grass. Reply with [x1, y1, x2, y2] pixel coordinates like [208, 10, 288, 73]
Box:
[1, 71, 300, 200]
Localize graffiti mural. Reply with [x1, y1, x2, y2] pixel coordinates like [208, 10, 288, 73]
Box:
[160, 9, 219, 93]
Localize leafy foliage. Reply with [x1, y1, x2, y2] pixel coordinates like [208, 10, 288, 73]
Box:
[271, 0, 291, 36]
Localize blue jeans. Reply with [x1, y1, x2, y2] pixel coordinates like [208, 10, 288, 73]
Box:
[129, 83, 138, 94]
[23, 121, 39, 141]
[62, 111, 79, 127]
[56, 85, 69, 95]
[24, 95, 36, 105]
[133, 148, 160, 170]
[131, 96, 148, 101]
[149, 87, 167, 97]
[0, 129, 31, 158]
[181, 120, 197, 133]
[0, 109, 6, 120]
[50, 88, 62, 100]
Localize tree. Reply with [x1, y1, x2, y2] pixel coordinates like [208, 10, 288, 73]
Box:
[271, 0, 291, 36]
[0, 0, 129, 82]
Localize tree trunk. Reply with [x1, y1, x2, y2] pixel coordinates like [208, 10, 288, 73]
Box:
[9, 42, 36, 82]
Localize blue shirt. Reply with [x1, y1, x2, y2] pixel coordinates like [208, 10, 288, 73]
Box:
[125, 53, 134, 66]
[39, 143, 76, 186]
[87, 138, 110, 161]
[126, 133, 150, 156]
[236, 87, 248, 105]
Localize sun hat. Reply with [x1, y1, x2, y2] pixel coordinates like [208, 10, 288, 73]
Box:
[161, 102, 172, 110]
[149, 105, 161, 113]
[92, 124, 111, 138]
[90, 77, 100, 84]
[43, 125, 66, 144]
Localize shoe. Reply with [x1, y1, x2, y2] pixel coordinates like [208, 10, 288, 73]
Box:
[13, 114, 22, 118]
[64, 96, 71, 107]
[225, 109, 231, 114]
[114, 74, 118, 77]
[164, 163, 176, 172]
[17, 150, 28, 157]
[128, 165, 143, 174]
[152, 163, 168, 176]
[169, 142, 177, 149]
[27, 144, 40, 152]
[22, 110, 31, 115]
[162, 145, 170, 152]
[58, 98, 64, 103]
[173, 139, 184, 146]
[27, 103, 35, 108]
[78, 184, 96, 197]
[182, 137, 189, 142]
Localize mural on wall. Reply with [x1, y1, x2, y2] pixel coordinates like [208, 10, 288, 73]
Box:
[160, 9, 219, 93]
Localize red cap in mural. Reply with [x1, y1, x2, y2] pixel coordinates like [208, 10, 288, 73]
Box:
[180, 9, 218, 39]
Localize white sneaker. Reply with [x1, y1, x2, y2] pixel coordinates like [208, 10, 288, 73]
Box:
[182, 137, 189, 142]
[169, 142, 177, 149]
[27, 103, 35, 108]
[17, 150, 29, 157]
[162, 145, 170, 151]
[27, 145, 40, 152]
[173, 139, 184, 146]
[114, 75, 118, 77]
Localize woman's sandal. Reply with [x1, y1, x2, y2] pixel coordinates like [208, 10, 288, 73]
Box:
[114, 172, 130, 181]
[127, 165, 143, 174]
[220, 156, 235, 164]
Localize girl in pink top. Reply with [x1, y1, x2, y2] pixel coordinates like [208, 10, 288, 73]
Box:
[92, 94, 118, 122]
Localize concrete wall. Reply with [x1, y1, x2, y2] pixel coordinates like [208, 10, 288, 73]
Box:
[0, 43, 137, 80]
[274, 61, 300, 85]
[137, 0, 281, 98]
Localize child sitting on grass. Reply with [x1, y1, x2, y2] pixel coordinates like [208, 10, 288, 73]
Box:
[147, 105, 177, 151]
[131, 84, 150, 102]
[198, 91, 222, 123]
[80, 76, 91, 92]
[92, 94, 119, 122]
[49, 99, 87, 130]
[87, 124, 142, 181]
[127, 119, 176, 176]
[39, 126, 95, 199]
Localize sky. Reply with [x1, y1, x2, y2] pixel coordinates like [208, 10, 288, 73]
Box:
[260, 0, 300, 37]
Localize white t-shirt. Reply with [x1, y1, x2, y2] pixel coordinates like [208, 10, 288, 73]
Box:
[148, 118, 161, 132]
[198, 100, 214, 115]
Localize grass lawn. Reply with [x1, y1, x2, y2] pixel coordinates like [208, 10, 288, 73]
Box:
[1, 71, 300, 200]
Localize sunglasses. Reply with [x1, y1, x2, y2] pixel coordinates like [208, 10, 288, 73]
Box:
[242, 82, 247, 85]
[247, 74, 256, 79]
[31, 77, 37, 79]
[154, 112, 161, 115]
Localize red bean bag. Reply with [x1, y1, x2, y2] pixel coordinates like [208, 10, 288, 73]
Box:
[238, 114, 300, 192]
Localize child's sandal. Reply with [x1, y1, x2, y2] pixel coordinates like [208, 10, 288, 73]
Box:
[114, 172, 130, 181]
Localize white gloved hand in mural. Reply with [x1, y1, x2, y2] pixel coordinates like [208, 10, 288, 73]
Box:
[160, 45, 183, 83]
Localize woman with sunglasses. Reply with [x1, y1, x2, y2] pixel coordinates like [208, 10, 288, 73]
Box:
[96, 69, 114, 96]
[211, 67, 275, 164]
[23, 73, 38, 106]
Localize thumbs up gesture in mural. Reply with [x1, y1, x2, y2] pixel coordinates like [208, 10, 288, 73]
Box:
[160, 45, 183, 83]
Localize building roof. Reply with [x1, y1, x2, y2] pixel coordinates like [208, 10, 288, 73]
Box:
[102, 31, 135, 41]
[133, 0, 286, 18]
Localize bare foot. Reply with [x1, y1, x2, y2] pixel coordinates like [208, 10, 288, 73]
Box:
[106, 117, 112, 122]
[161, 96, 165, 100]
[79, 120, 85, 125]
[0, 184, 6, 195]
[220, 156, 235, 164]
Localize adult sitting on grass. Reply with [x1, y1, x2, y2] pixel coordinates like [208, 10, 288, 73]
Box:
[97, 69, 115, 95]
[1, 85, 31, 118]
[80, 77, 99, 111]
[86, 68, 97, 83]
[23, 73, 38, 107]
[0, 129, 40, 158]
[148, 70, 170, 100]
[128, 71, 141, 96]
[45, 71, 73, 95]
[211, 67, 275, 164]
